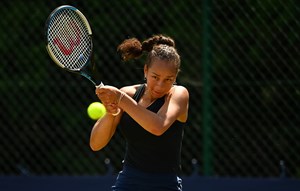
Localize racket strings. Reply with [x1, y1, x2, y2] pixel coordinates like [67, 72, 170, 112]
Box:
[47, 9, 92, 70]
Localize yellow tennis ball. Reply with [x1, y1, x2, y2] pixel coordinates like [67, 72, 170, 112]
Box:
[87, 102, 106, 120]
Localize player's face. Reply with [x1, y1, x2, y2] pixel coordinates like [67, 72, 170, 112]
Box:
[144, 58, 177, 98]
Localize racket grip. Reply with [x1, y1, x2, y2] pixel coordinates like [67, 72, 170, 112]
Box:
[96, 82, 104, 88]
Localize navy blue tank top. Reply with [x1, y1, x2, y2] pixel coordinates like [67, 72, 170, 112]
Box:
[118, 84, 185, 173]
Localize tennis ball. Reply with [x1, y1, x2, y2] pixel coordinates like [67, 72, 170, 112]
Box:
[87, 102, 106, 120]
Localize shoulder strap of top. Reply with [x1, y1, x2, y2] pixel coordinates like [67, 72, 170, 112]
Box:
[132, 84, 146, 102]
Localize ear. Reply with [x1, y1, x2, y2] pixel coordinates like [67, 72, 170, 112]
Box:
[144, 65, 148, 78]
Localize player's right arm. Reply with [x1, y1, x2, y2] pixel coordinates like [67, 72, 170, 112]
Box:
[89, 113, 121, 151]
[89, 85, 136, 151]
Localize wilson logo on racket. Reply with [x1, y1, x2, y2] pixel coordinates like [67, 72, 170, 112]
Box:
[53, 21, 81, 55]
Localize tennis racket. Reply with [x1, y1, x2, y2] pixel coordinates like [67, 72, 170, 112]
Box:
[45, 5, 103, 88]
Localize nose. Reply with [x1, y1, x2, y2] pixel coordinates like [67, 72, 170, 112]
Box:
[156, 80, 164, 87]
[154, 80, 166, 92]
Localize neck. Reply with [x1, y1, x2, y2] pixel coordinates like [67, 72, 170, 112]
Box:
[141, 86, 157, 107]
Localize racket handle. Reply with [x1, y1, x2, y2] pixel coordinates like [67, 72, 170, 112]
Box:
[96, 82, 104, 88]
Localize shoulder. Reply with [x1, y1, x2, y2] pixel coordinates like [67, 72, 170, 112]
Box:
[167, 85, 189, 107]
[169, 85, 189, 122]
[171, 85, 189, 99]
[120, 84, 143, 97]
[165, 85, 189, 105]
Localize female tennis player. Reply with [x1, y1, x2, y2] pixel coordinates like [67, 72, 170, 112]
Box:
[90, 34, 189, 191]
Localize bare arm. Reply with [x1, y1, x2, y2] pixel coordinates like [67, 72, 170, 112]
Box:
[89, 113, 121, 151]
[89, 86, 136, 151]
[89, 86, 127, 151]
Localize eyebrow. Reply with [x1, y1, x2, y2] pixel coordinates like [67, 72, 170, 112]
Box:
[151, 72, 175, 78]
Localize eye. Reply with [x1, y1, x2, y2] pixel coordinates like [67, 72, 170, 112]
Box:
[165, 78, 173, 82]
[152, 75, 158, 80]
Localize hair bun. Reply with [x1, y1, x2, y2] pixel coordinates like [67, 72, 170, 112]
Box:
[157, 35, 175, 47]
[117, 38, 143, 61]
[142, 34, 175, 52]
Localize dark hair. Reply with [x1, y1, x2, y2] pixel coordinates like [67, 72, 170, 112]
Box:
[117, 34, 181, 72]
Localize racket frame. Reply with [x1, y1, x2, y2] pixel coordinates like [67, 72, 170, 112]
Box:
[45, 5, 98, 86]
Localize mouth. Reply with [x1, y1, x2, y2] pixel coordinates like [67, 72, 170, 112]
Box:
[153, 90, 163, 97]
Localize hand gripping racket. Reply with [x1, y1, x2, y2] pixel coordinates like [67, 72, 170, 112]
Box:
[45, 5, 103, 88]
